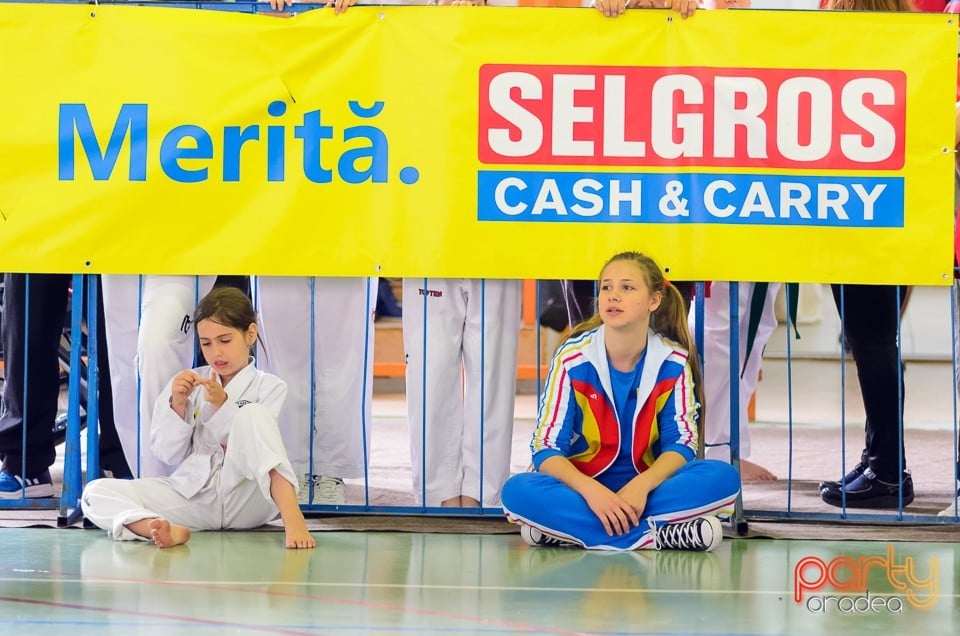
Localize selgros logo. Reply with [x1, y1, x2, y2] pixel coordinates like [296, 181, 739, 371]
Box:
[476, 64, 906, 228]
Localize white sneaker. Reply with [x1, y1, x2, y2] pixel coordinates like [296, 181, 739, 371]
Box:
[315, 475, 345, 505]
[297, 474, 313, 505]
[654, 516, 723, 552]
[519, 524, 575, 547]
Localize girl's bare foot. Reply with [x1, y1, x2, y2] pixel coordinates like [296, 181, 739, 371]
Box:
[269, 468, 316, 549]
[285, 522, 316, 549]
[440, 496, 461, 507]
[148, 518, 191, 548]
[740, 459, 777, 482]
[460, 495, 481, 508]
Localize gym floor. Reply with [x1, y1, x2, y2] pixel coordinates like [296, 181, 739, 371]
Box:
[1, 528, 957, 635]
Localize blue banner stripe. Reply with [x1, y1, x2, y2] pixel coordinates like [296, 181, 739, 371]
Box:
[477, 171, 904, 227]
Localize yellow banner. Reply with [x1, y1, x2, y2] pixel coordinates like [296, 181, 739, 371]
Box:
[0, 4, 954, 283]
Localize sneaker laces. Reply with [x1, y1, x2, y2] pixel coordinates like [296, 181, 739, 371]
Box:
[537, 531, 572, 547]
[521, 524, 574, 547]
[316, 476, 344, 502]
[654, 518, 708, 551]
[647, 517, 661, 548]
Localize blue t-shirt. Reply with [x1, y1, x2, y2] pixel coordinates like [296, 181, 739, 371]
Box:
[600, 351, 646, 492]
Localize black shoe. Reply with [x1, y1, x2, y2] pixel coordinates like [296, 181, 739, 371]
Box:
[100, 449, 133, 480]
[818, 462, 867, 493]
[821, 468, 914, 509]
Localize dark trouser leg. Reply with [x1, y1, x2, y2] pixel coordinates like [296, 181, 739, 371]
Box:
[672, 281, 694, 315]
[831, 284, 908, 482]
[559, 279, 595, 329]
[0, 274, 70, 477]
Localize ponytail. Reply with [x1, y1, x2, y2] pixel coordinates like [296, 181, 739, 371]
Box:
[653, 282, 705, 455]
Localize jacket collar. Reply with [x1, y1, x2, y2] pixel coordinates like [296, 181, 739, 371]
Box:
[584, 326, 675, 404]
[215, 357, 257, 402]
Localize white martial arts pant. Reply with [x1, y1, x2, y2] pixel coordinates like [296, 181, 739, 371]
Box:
[81, 403, 298, 541]
[101, 275, 217, 478]
[689, 282, 780, 462]
[402, 278, 521, 507]
[255, 277, 376, 480]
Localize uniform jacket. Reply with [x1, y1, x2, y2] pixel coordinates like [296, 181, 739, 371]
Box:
[151, 360, 287, 498]
[531, 326, 699, 476]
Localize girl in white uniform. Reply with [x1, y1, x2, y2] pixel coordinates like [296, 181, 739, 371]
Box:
[104, 274, 373, 506]
[402, 278, 522, 507]
[82, 286, 314, 549]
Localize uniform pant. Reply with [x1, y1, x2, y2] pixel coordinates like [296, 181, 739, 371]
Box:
[689, 282, 780, 462]
[831, 284, 908, 482]
[559, 279, 595, 329]
[501, 460, 740, 550]
[0, 274, 128, 478]
[0, 274, 68, 477]
[102, 275, 217, 478]
[81, 403, 297, 541]
[255, 277, 376, 479]
[402, 278, 521, 506]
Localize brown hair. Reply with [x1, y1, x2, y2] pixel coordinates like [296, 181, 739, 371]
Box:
[193, 286, 264, 356]
[827, 0, 915, 10]
[567, 252, 705, 450]
[193, 286, 257, 330]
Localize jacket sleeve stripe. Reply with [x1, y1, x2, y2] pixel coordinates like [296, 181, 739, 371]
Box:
[532, 347, 585, 453]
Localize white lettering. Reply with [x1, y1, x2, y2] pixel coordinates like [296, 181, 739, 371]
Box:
[841, 79, 896, 163]
[553, 74, 595, 157]
[851, 183, 885, 221]
[571, 178, 604, 216]
[714, 77, 768, 159]
[532, 178, 567, 215]
[651, 75, 704, 159]
[704, 179, 737, 218]
[603, 75, 646, 158]
[609, 179, 642, 217]
[778, 77, 832, 161]
[779, 183, 813, 219]
[817, 183, 850, 220]
[740, 181, 776, 218]
[494, 177, 527, 215]
[488, 72, 543, 157]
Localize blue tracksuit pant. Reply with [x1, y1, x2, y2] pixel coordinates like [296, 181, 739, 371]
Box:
[501, 459, 740, 550]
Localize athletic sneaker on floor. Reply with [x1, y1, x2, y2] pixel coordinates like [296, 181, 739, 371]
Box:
[0, 469, 55, 499]
[654, 516, 724, 552]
